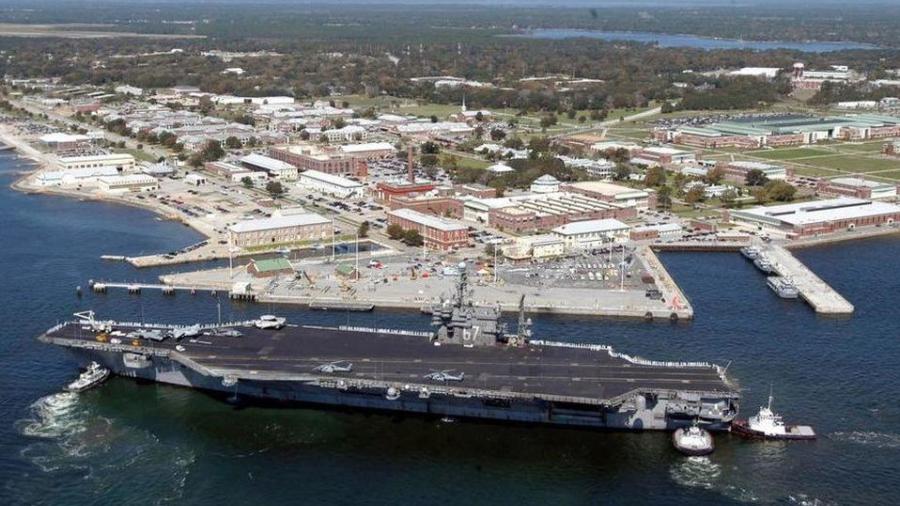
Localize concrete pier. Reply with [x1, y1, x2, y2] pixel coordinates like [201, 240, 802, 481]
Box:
[763, 245, 854, 315]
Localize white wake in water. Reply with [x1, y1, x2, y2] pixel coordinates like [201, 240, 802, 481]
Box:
[830, 431, 900, 450]
[11, 392, 197, 505]
[669, 456, 721, 491]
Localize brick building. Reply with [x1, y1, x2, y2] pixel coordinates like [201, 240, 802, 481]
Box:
[268, 145, 368, 177]
[387, 208, 469, 250]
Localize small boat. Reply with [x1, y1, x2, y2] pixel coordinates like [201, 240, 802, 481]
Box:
[753, 257, 776, 274]
[767, 276, 799, 299]
[731, 393, 816, 440]
[672, 422, 714, 456]
[740, 246, 760, 260]
[65, 362, 110, 393]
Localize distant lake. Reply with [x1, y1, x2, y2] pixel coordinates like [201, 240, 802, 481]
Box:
[510, 29, 880, 52]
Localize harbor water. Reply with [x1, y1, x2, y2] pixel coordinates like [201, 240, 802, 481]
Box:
[1, 153, 898, 505]
[509, 29, 880, 52]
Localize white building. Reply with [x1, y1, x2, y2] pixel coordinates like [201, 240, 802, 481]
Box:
[97, 174, 159, 193]
[297, 169, 364, 199]
[552, 219, 631, 250]
[58, 153, 135, 172]
[728, 67, 781, 79]
[114, 85, 144, 96]
[35, 167, 120, 187]
[530, 174, 560, 193]
[486, 162, 515, 174]
[241, 153, 298, 180]
[185, 173, 208, 186]
[322, 125, 368, 143]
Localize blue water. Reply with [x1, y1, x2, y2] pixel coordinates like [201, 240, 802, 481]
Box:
[512, 29, 880, 52]
[1, 151, 898, 505]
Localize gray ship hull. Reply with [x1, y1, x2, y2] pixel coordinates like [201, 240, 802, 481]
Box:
[59, 338, 737, 432]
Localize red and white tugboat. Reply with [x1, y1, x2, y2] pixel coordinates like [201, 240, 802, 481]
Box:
[732, 392, 816, 440]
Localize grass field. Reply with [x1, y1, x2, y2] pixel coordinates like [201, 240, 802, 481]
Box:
[115, 148, 157, 163]
[795, 155, 900, 173]
[442, 153, 489, 170]
[748, 148, 831, 160]
[834, 141, 887, 153]
[868, 170, 900, 181]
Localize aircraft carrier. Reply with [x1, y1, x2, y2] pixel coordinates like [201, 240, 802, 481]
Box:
[38, 266, 739, 431]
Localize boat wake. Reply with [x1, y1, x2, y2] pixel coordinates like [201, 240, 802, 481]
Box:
[10, 392, 196, 505]
[830, 431, 900, 450]
[669, 456, 721, 490]
[670, 457, 762, 502]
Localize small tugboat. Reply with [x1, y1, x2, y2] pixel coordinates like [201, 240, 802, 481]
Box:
[753, 257, 776, 274]
[65, 362, 110, 393]
[766, 276, 799, 299]
[740, 246, 761, 260]
[731, 392, 816, 440]
[672, 422, 715, 456]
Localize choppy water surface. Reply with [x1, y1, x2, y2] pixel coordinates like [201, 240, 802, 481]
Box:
[0, 153, 898, 505]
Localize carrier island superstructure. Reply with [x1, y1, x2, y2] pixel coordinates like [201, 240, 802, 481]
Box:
[38, 266, 739, 431]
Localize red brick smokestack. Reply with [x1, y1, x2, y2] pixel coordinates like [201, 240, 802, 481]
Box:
[407, 145, 414, 183]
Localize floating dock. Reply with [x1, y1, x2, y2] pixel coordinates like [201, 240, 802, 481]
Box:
[762, 245, 854, 315]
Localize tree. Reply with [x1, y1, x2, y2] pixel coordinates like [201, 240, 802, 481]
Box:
[421, 141, 440, 155]
[490, 128, 506, 141]
[429, 114, 439, 123]
[539, 115, 557, 129]
[720, 189, 737, 207]
[358, 220, 370, 238]
[644, 166, 667, 187]
[200, 140, 225, 162]
[745, 169, 769, 187]
[705, 166, 725, 185]
[225, 136, 242, 149]
[266, 180, 284, 198]
[333, 117, 347, 129]
[684, 186, 705, 206]
[765, 180, 797, 202]
[656, 185, 673, 210]
[613, 163, 631, 181]
[751, 186, 769, 204]
[420, 154, 438, 167]
[403, 229, 423, 247]
[241, 176, 253, 188]
[387, 224, 404, 240]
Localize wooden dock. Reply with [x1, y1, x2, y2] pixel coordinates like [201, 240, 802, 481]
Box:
[90, 281, 220, 296]
[763, 245, 854, 315]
